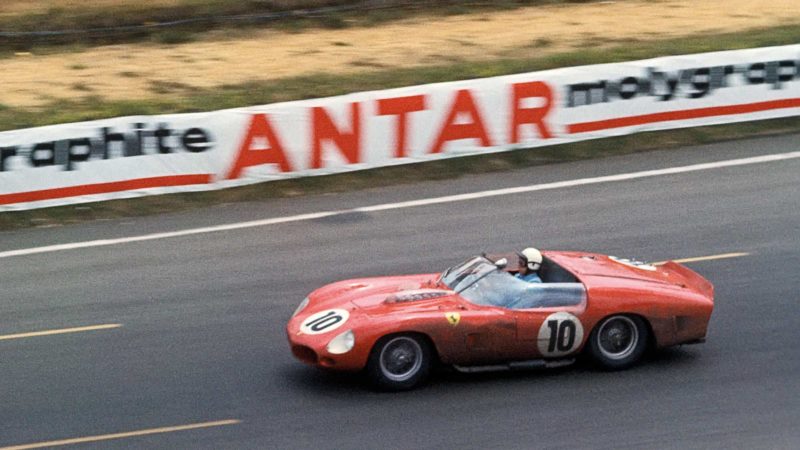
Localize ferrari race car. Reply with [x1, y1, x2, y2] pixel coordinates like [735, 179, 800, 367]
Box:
[286, 250, 714, 390]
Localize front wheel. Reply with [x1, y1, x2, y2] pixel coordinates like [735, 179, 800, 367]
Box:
[588, 315, 649, 370]
[366, 334, 432, 391]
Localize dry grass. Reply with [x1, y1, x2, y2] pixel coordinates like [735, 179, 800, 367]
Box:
[3, 0, 799, 109]
[0, 0, 344, 15]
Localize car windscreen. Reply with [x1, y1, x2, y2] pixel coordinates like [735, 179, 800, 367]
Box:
[441, 256, 497, 293]
[458, 270, 587, 309]
[457, 269, 530, 307]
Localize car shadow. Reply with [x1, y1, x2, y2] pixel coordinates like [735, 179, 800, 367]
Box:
[280, 346, 704, 393]
[279, 364, 371, 394]
[643, 345, 703, 366]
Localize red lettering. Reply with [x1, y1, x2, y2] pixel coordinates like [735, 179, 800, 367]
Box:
[430, 89, 492, 154]
[227, 113, 292, 179]
[510, 81, 554, 142]
[377, 95, 427, 158]
[311, 103, 361, 169]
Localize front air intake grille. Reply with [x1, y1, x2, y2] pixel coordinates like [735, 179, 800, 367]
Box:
[291, 345, 318, 365]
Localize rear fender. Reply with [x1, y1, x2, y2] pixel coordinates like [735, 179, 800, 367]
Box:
[660, 261, 714, 300]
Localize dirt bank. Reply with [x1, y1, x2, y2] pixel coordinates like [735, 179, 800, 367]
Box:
[2, 0, 798, 108]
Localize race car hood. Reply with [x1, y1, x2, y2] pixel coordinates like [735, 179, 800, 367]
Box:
[306, 273, 450, 311]
[546, 251, 690, 288]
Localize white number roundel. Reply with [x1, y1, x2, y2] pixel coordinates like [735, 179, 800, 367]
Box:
[300, 309, 349, 335]
[537, 312, 584, 357]
[609, 255, 657, 271]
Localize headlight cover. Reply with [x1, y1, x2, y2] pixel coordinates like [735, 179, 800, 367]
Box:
[292, 297, 310, 318]
[326, 329, 355, 355]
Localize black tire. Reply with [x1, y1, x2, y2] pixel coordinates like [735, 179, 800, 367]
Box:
[366, 334, 432, 391]
[588, 315, 649, 370]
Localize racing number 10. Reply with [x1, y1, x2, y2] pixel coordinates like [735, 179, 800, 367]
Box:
[546, 319, 576, 352]
[306, 311, 343, 332]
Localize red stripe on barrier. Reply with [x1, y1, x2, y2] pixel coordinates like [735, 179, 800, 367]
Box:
[567, 98, 800, 134]
[0, 174, 213, 205]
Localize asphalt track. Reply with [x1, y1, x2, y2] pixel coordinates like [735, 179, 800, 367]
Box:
[0, 134, 798, 449]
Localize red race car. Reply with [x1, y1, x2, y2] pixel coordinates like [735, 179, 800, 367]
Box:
[286, 250, 714, 390]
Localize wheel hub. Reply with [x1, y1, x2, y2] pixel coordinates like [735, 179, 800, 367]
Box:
[597, 317, 639, 360]
[379, 337, 424, 382]
[607, 327, 629, 349]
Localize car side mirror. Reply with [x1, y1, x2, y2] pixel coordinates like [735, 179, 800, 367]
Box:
[494, 258, 508, 269]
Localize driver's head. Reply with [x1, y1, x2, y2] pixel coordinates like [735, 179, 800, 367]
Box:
[520, 247, 543, 272]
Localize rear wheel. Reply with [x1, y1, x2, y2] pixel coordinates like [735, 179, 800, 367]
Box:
[366, 334, 432, 391]
[588, 315, 649, 370]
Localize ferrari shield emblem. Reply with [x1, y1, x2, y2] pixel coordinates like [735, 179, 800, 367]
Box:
[445, 312, 461, 327]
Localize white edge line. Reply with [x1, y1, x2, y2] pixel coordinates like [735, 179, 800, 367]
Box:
[2, 151, 799, 259]
[653, 252, 750, 265]
[0, 324, 122, 341]
[0, 419, 240, 450]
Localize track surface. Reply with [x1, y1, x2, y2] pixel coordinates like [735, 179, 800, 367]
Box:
[1, 135, 798, 449]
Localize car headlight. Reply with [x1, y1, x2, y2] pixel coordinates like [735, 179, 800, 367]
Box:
[292, 297, 310, 318]
[326, 329, 355, 355]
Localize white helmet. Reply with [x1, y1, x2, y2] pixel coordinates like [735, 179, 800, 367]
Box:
[521, 247, 543, 271]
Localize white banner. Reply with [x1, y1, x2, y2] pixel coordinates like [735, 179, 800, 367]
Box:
[2, 45, 799, 211]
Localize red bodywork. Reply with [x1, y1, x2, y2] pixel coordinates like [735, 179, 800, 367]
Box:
[286, 251, 714, 371]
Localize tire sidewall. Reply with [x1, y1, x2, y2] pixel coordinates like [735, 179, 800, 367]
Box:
[366, 334, 432, 391]
[588, 315, 649, 370]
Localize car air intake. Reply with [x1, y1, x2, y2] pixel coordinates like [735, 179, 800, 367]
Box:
[384, 291, 449, 304]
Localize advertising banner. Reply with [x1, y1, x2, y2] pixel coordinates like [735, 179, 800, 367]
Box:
[2, 45, 798, 211]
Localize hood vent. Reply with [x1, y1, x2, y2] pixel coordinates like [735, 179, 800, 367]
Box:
[384, 290, 449, 304]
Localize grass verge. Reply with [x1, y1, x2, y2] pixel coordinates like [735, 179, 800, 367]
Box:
[2, 116, 798, 231]
[0, 1, 590, 53]
[2, 22, 799, 132]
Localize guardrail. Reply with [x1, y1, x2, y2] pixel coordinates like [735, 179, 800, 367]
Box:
[1, 44, 798, 211]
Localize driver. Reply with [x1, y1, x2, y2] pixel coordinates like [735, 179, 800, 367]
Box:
[515, 247, 543, 283]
